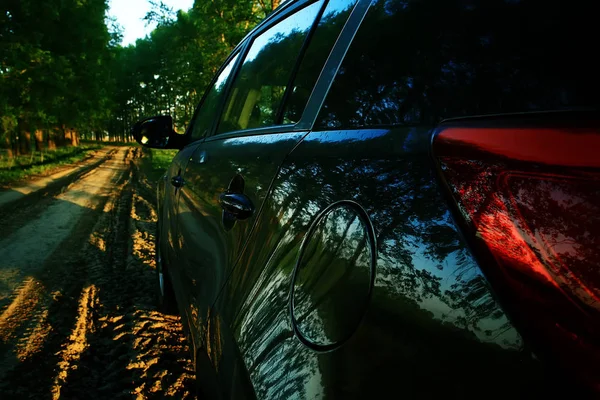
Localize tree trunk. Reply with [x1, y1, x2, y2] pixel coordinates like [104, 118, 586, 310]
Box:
[2, 132, 13, 158]
[19, 129, 31, 155]
[71, 129, 79, 146]
[64, 127, 79, 146]
[63, 128, 71, 146]
[34, 130, 44, 151]
[57, 125, 68, 147]
[47, 128, 58, 150]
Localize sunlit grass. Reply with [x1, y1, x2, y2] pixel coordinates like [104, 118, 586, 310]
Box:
[140, 148, 178, 183]
[150, 149, 178, 171]
[0, 145, 104, 185]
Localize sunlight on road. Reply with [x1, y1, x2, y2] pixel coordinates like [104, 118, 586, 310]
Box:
[52, 284, 99, 400]
[0, 277, 44, 345]
[0, 148, 128, 306]
[0, 147, 196, 398]
[0, 148, 115, 209]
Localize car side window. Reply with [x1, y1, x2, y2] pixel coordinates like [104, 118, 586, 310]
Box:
[216, 0, 324, 135]
[190, 53, 240, 141]
[316, 0, 597, 129]
[282, 0, 358, 124]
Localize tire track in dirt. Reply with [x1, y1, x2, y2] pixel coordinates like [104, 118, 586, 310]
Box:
[0, 147, 118, 241]
[0, 148, 130, 396]
[0, 147, 195, 399]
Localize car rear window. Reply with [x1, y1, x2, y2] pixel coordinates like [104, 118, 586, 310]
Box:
[316, 0, 599, 129]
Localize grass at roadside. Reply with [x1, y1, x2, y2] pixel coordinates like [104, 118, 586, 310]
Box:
[0, 145, 104, 186]
[138, 148, 178, 184]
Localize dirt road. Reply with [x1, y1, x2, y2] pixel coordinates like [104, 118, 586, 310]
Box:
[0, 147, 196, 399]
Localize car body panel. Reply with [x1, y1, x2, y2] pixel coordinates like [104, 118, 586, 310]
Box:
[173, 131, 307, 353]
[158, 142, 202, 285]
[149, 0, 599, 397]
[208, 127, 572, 398]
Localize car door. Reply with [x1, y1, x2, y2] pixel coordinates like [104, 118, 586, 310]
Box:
[161, 50, 241, 303]
[174, 0, 330, 366]
[159, 143, 201, 277]
[197, 0, 366, 397]
[209, 0, 600, 398]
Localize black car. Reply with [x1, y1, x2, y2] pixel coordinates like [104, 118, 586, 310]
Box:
[132, 0, 599, 397]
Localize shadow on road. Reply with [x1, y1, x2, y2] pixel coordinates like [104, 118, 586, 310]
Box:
[0, 150, 196, 399]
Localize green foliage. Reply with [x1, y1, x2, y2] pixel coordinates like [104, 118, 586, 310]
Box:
[1, 0, 116, 152]
[111, 0, 282, 136]
[1, 0, 283, 153]
[139, 148, 178, 182]
[2, 0, 112, 122]
[149, 149, 178, 171]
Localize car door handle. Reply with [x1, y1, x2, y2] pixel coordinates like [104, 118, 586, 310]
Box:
[219, 192, 254, 220]
[171, 175, 185, 188]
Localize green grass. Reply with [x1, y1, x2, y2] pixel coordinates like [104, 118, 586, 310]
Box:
[0, 145, 103, 186]
[139, 148, 178, 183]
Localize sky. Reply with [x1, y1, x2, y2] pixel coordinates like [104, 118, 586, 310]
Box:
[107, 0, 194, 46]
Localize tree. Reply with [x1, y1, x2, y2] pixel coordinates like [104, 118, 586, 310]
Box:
[1, 0, 284, 152]
[1, 0, 114, 154]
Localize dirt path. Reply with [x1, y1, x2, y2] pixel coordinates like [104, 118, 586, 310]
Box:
[0, 147, 117, 208]
[0, 147, 196, 399]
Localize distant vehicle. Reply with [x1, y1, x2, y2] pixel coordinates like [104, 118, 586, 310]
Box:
[132, 0, 599, 397]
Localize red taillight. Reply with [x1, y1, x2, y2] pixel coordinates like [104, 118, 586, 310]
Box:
[433, 115, 600, 391]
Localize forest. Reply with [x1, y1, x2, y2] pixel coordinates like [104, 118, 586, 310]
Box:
[0, 0, 281, 157]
